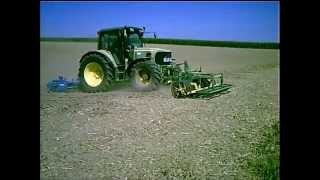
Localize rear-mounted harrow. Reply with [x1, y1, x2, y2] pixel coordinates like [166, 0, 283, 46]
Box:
[162, 61, 232, 99]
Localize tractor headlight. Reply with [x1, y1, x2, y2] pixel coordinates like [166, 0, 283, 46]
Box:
[155, 52, 172, 65]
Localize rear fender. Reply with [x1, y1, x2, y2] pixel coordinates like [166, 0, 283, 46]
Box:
[80, 50, 118, 69]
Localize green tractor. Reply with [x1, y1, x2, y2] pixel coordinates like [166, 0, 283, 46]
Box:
[78, 26, 172, 92]
[78, 26, 232, 98]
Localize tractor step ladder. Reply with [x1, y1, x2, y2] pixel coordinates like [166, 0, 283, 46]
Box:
[115, 71, 126, 81]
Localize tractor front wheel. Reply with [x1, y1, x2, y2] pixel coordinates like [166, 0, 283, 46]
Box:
[130, 61, 161, 91]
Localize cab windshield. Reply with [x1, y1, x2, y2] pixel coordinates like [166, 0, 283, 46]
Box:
[128, 33, 143, 48]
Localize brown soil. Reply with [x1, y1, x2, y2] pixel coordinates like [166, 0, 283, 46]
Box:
[40, 42, 279, 179]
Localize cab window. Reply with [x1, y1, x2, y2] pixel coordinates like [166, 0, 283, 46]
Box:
[101, 31, 119, 50]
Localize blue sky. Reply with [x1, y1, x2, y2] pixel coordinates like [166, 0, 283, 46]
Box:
[40, 1, 279, 42]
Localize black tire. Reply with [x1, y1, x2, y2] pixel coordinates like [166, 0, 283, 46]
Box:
[130, 61, 161, 91]
[78, 53, 113, 92]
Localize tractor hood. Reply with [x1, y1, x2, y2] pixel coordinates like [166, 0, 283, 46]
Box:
[133, 47, 172, 62]
[135, 47, 171, 53]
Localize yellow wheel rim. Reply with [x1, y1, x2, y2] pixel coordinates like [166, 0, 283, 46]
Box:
[138, 70, 151, 84]
[84, 62, 104, 87]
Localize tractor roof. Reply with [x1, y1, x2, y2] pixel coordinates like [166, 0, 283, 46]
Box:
[97, 26, 143, 34]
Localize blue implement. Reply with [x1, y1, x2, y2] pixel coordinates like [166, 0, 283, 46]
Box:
[47, 76, 80, 92]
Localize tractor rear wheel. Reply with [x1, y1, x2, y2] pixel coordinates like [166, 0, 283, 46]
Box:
[130, 61, 161, 91]
[78, 54, 113, 92]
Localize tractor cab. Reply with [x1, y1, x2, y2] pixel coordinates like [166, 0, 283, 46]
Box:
[97, 26, 145, 66]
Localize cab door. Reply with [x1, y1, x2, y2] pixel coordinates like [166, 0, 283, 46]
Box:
[101, 30, 124, 66]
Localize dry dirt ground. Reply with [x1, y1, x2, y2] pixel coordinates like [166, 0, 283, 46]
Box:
[40, 42, 279, 179]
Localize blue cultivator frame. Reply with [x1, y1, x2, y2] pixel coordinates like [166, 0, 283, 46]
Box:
[47, 76, 80, 92]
